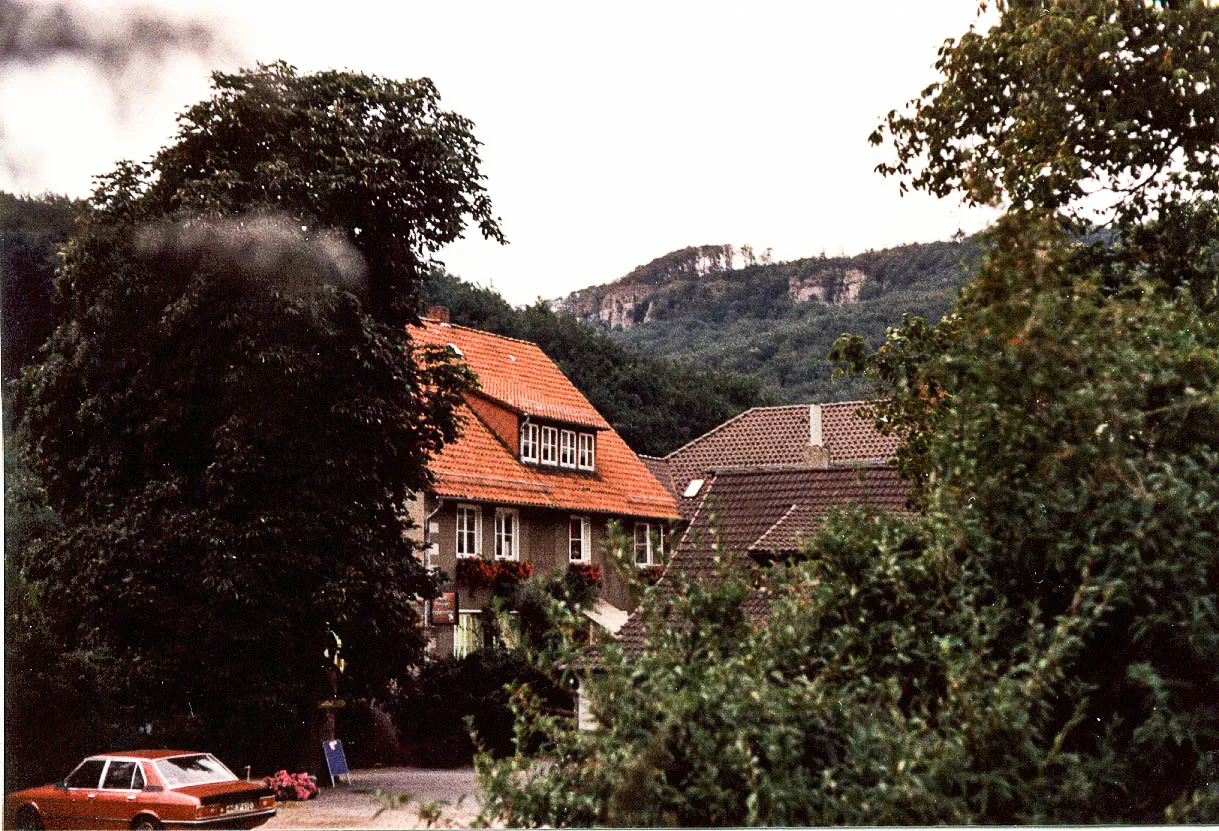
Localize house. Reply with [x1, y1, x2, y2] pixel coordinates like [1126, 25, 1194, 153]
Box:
[614, 464, 910, 657]
[642, 402, 902, 519]
[405, 310, 680, 658]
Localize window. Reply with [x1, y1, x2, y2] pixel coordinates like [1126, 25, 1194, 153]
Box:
[520, 422, 538, 462]
[495, 508, 520, 560]
[578, 433, 596, 471]
[456, 505, 481, 558]
[540, 426, 558, 466]
[560, 430, 577, 468]
[103, 760, 140, 790]
[634, 522, 667, 566]
[66, 759, 106, 789]
[454, 611, 483, 659]
[153, 755, 236, 787]
[570, 516, 591, 563]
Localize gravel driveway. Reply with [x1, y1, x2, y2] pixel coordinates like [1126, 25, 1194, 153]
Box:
[262, 767, 482, 829]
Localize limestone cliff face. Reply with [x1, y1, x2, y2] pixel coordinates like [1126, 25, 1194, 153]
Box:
[787, 267, 866, 304]
[555, 246, 874, 331]
[560, 283, 656, 330]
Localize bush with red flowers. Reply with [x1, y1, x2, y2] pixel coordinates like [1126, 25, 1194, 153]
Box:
[262, 770, 318, 801]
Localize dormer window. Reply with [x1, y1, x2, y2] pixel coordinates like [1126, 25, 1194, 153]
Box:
[560, 430, 577, 468]
[578, 433, 596, 471]
[540, 426, 559, 466]
[521, 421, 596, 472]
[520, 422, 539, 462]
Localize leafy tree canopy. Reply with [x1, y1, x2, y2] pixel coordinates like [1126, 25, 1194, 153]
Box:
[11, 64, 500, 771]
[0, 192, 88, 380]
[477, 1, 1219, 823]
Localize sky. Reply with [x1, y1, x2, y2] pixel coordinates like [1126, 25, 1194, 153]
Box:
[0, 1, 999, 306]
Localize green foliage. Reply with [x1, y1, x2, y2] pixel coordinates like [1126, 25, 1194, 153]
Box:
[392, 648, 570, 767]
[11, 64, 499, 772]
[425, 271, 767, 456]
[0, 192, 89, 380]
[578, 239, 981, 406]
[478, 1, 1219, 824]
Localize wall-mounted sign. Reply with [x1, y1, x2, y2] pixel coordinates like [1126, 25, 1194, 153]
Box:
[431, 592, 457, 625]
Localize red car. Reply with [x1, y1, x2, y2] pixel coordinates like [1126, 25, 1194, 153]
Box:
[5, 750, 276, 830]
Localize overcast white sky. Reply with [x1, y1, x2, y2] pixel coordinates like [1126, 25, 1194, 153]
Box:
[1, 1, 998, 305]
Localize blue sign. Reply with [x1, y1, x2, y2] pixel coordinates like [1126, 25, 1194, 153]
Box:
[322, 739, 350, 786]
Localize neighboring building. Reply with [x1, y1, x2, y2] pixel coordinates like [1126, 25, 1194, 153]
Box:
[643, 402, 901, 518]
[406, 311, 680, 658]
[615, 464, 910, 656]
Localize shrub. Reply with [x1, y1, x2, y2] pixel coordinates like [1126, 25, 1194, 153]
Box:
[262, 770, 318, 801]
[393, 647, 569, 767]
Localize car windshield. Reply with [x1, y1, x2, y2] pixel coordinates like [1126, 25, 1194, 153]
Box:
[153, 754, 237, 788]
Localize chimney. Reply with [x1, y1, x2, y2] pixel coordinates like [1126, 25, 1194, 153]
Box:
[427, 306, 450, 323]
[805, 403, 830, 468]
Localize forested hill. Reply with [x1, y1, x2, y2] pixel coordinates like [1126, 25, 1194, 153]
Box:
[555, 239, 982, 403]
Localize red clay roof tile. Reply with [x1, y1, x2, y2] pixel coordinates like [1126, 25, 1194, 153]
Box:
[410, 319, 678, 520]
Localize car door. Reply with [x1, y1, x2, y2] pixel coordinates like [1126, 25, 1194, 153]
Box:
[61, 758, 106, 830]
[94, 760, 143, 829]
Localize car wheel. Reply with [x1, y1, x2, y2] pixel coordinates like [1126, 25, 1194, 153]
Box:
[131, 815, 163, 830]
[13, 806, 44, 831]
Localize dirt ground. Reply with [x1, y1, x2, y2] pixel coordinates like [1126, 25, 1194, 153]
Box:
[262, 767, 482, 829]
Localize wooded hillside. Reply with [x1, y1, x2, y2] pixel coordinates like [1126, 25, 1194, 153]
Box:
[557, 239, 981, 403]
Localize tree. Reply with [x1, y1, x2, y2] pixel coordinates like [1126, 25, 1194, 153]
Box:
[11, 64, 502, 772]
[0, 192, 88, 380]
[477, 1, 1219, 823]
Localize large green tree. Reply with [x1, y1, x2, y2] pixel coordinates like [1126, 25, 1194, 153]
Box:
[476, 1, 1218, 823]
[11, 63, 502, 772]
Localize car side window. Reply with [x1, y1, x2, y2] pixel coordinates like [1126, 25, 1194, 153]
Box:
[102, 760, 138, 790]
[65, 759, 106, 789]
[133, 764, 146, 790]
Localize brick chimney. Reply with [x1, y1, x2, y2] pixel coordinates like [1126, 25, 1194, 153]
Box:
[426, 306, 450, 323]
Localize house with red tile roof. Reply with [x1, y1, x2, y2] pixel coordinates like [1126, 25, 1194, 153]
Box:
[615, 465, 910, 657]
[643, 402, 901, 518]
[406, 311, 680, 658]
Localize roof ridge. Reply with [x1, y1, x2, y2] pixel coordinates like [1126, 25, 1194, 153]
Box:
[416, 317, 547, 350]
[662, 404, 809, 460]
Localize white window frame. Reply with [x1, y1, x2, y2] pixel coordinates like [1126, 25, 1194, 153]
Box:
[578, 433, 596, 471]
[634, 522, 667, 566]
[455, 504, 481, 558]
[569, 516, 591, 563]
[495, 508, 520, 560]
[560, 429, 577, 468]
[454, 611, 482, 659]
[540, 426, 559, 466]
[520, 422, 538, 463]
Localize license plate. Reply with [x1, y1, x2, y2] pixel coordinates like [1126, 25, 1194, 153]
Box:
[223, 801, 256, 814]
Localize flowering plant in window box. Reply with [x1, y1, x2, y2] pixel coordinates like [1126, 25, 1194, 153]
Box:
[567, 563, 603, 586]
[639, 564, 665, 585]
[456, 558, 498, 587]
[492, 560, 535, 585]
[456, 558, 535, 589]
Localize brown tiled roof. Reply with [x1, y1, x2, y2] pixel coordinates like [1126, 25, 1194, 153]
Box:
[410, 319, 679, 520]
[616, 465, 910, 655]
[639, 455, 674, 494]
[658, 402, 902, 517]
